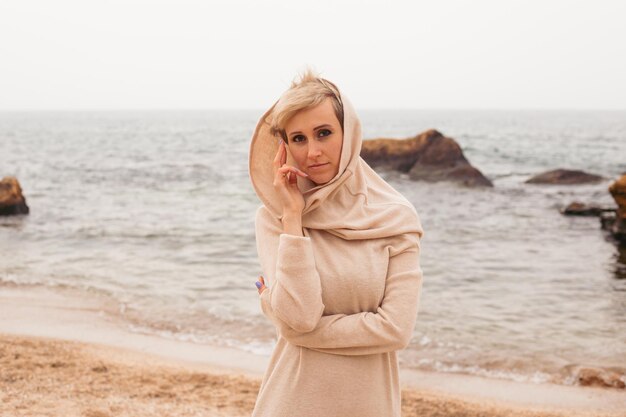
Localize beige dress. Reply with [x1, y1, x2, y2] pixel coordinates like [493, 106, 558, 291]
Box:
[251, 205, 424, 417]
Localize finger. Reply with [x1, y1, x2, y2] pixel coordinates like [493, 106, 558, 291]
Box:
[275, 170, 301, 184]
[281, 141, 287, 165]
[273, 141, 282, 168]
[277, 165, 308, 177]
[273, 140, 287, 170]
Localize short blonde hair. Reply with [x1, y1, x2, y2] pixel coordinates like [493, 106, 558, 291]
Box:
[269, 68, 344, 142]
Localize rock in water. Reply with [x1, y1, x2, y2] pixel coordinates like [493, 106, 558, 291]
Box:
[361, 129, 492, 187]
[575, 367, 626, 389]
[606, 174, 626, 242]
[0, 176, 30, 216]
[561, 201, 615, 216]
[525, 169, 605, 184]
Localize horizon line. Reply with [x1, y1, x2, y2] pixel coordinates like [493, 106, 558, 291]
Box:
[0, 107, 625, 112]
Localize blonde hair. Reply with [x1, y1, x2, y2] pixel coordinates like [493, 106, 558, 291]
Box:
[269, 67, 344, 143]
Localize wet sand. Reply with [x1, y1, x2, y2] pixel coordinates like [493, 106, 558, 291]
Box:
[1, 285, 625, 417]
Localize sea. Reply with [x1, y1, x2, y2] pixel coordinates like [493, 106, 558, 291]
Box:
[1, 108, 625, 388]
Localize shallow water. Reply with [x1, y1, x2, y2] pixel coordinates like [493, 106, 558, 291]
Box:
[1, 109, 625, 387]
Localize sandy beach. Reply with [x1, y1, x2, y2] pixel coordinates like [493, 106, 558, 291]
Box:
[1, 285, 625, 417]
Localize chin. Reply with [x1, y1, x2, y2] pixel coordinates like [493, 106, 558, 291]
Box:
[308, 174, 323, 184]
[309, 168, 338, 186]
[311, 175, 331, 186]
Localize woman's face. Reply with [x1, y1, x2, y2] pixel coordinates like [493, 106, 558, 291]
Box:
[284, 97, 344, 186]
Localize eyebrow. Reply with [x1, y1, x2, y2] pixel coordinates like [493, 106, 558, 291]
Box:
[288, 124, 332, 137]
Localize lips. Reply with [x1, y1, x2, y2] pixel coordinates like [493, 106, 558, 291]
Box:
[309, 163, 329, 168]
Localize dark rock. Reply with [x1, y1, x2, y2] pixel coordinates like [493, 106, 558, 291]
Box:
[561, 201, 616, 216]
[609, 175, 626, 215]
[361, 129, 493, 187]
[525, 169, 605, 184]
[575, 367, 626, 389]
[0, 176, 29, 216]
[613, 242, 626, 279]
[604, 175, 626, 242]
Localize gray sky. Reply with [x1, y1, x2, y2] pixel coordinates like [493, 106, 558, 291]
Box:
[1, 0, 624, 110]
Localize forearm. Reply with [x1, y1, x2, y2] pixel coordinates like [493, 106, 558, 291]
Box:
[259, 232, 423, 356]
[261, 267, 423, 356]
[282, 212, 304, 237]
[266, 233, 325, 332]
[279, 269, 422, 356]
[255, 205, 324, 332]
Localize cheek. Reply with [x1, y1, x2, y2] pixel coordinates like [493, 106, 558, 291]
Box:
[334, 143, 343, 162]
[290, 149, 307, 167]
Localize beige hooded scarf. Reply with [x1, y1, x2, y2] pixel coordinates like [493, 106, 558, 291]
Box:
[248, 83, 425, 417]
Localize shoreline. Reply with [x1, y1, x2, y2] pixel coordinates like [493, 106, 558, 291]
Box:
[1, 284, 625, 416]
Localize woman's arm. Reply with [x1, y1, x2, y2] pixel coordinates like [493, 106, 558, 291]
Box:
[255, 206, 325, 333]
[260, 231, 423, 356]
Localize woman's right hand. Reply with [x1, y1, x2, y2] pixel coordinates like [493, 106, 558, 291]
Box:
[255, 275, 267, 295]
[273, 139, 308, 216]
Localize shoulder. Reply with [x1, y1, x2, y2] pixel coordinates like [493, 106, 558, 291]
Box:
[255, 205, 282, 235]
[384, 204, 423, 257]
[386, 232, 421, 257]
[387, 202, 425, 243]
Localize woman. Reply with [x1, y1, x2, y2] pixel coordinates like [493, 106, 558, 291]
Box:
[248, 69, 425, 417]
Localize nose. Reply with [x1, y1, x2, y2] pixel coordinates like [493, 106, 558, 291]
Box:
[307, 141, 323, 160]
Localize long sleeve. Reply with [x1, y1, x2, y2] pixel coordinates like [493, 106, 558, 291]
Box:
[260, 227, 424, 356]
[254, 206, 325, 333]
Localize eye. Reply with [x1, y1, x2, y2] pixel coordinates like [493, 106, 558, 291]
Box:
[318, 129, 332, 138]
[292, 134, 306, 143]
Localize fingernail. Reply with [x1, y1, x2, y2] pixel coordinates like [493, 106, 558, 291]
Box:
[255, 281, 262, 289]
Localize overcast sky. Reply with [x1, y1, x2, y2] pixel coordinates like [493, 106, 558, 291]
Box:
[0, 0, 624, 110]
